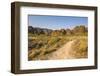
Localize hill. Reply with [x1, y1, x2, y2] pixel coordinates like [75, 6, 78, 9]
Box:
[28, 25, 87, 36]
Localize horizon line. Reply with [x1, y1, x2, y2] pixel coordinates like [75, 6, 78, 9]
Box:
[29, 25, 87, 30]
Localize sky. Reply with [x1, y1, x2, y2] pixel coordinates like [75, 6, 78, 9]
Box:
[28, 15, 88, 30]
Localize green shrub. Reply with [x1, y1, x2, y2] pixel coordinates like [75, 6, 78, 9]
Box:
[48, 37, 60, 45]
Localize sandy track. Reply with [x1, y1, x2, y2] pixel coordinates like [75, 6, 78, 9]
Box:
[49, 39, 80, 59]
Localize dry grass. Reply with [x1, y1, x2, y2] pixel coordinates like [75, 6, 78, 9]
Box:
[28, 34, 88, 60]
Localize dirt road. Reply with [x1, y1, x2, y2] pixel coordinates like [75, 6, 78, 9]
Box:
[49, 39, 80, 59]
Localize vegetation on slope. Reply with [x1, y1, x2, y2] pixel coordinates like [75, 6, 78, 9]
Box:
[28, 25, 88, 60]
